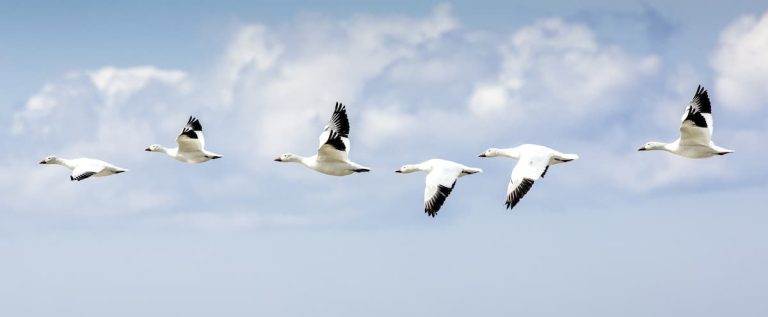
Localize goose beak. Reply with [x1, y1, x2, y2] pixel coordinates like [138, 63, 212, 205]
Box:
[637, 147, 646, 151]
[273, 157, 282, 162]
[395, 170, 402, 173]
[39, 160, 46, 164]
[478, 153, 486, 157]
[144, 147, 151, 151]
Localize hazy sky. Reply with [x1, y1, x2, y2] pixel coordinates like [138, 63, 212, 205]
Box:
[1, 1, 767, 316]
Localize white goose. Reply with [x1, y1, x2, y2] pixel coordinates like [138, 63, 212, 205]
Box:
[479, 144, 578, 210]
[39, 156, 127, 181]
[395, 159, 481, 217]
[274, 102, 370, 176]
[638, 85, 733, 158]
[145, 116, 223, 163]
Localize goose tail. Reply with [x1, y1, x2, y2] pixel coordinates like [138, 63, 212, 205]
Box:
[463, 167, 483, 174]
[556, 153, 579, 162]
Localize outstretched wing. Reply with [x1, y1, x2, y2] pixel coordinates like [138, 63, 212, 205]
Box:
[324, 102, 350, 138]
[317, 103, 351, 162]
[679, 85, 713, 146]
[176, 116, 205, 153]
[423, 167, 462, 217]
[70, 163, 104, 182]
[505, 154, 550, 210]
[317, 130, 350, 162]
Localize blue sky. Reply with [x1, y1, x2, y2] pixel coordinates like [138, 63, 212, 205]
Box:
[2, 1, 768, 316]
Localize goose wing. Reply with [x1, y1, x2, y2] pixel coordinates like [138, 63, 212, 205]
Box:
[317, 103, 351, 162]
[176, 116, 205, 153]
[679, 85, 713, 146]
[423, 166, 462, 217]
[70, 161, 105, 182]
[505, 154, 550, 210]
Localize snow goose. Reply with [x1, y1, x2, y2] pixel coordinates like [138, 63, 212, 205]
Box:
[395, 159, 481, 217]
[274, 102, 370, 176]
[479, 144, 578, 210]
[39, 156, 127, 181]
[638, 85, 733, 158]
[145, 116, 223, 163]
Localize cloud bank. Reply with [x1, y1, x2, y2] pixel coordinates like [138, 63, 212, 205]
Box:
[3, 5, 765, 229]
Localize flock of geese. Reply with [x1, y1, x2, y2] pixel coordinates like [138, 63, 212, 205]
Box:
[39, 85, 733, 217]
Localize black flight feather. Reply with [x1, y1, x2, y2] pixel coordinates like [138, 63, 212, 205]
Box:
[506, 178, 535, 210]
[328, 102, 350, 138]
[425, 180, 456, 217]
[683, 85, 711, 129]
[71, 171, 96, 182]
[324, 130, 346, 152]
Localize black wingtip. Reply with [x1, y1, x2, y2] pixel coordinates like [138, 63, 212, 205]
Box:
[424, 181, 456, 217]
[505, 178, 535, 210]
[325, 130, 346, 152]
[691, 85, 711, 114]
[186, 115, 203, 131]
[180, 129, 198, 139]
[327, 102, 350, 138]
[71, 171, 97, 182]
[697, 86, 708, 98]
[335, 101, 346, 113]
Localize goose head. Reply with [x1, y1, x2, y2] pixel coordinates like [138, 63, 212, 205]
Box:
[638, 142, 666, 151]
[395, 164, 420, 174]
[145, 144, 164, 152]
[478, 148, 502, 157]
[274, 153, 299, 163]
[39, 155, 58, 164]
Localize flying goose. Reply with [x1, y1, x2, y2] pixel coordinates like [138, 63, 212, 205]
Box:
[39, 156, 127, 181]
[638, 85, 733, 158]
[145, 116, 223, 163]
[274, 102, 370, 176]
[395, 159, 481, 217]
[479, 144, 578, 210]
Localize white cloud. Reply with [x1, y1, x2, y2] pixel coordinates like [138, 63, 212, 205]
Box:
[6, 5, 760, 228]
[4, 65, 193, 216]
[219, 4, 459, 160]
[215, 25, 283, 105]
[468, 84, 509, 116]
[11, 84, 60, 134]
[359, 106, 419, 147]
[468, 18, 659, 120]
[712, 11, 768, 112]
[2, 5, 463, 222]
[12, 66, 189, 138]
[387, 58, 462, 84]
[648, 65, 702, 132]
[89, 66, 189, 106]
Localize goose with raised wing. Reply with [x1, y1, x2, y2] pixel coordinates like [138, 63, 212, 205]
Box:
[274, 102, 370, 176]
[395, 159, 482, 217]
[638, 85, 733, 158]
[39, 156, 127, 181]
[145, 116, 223, 163]
[479, 144, 578, 210]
